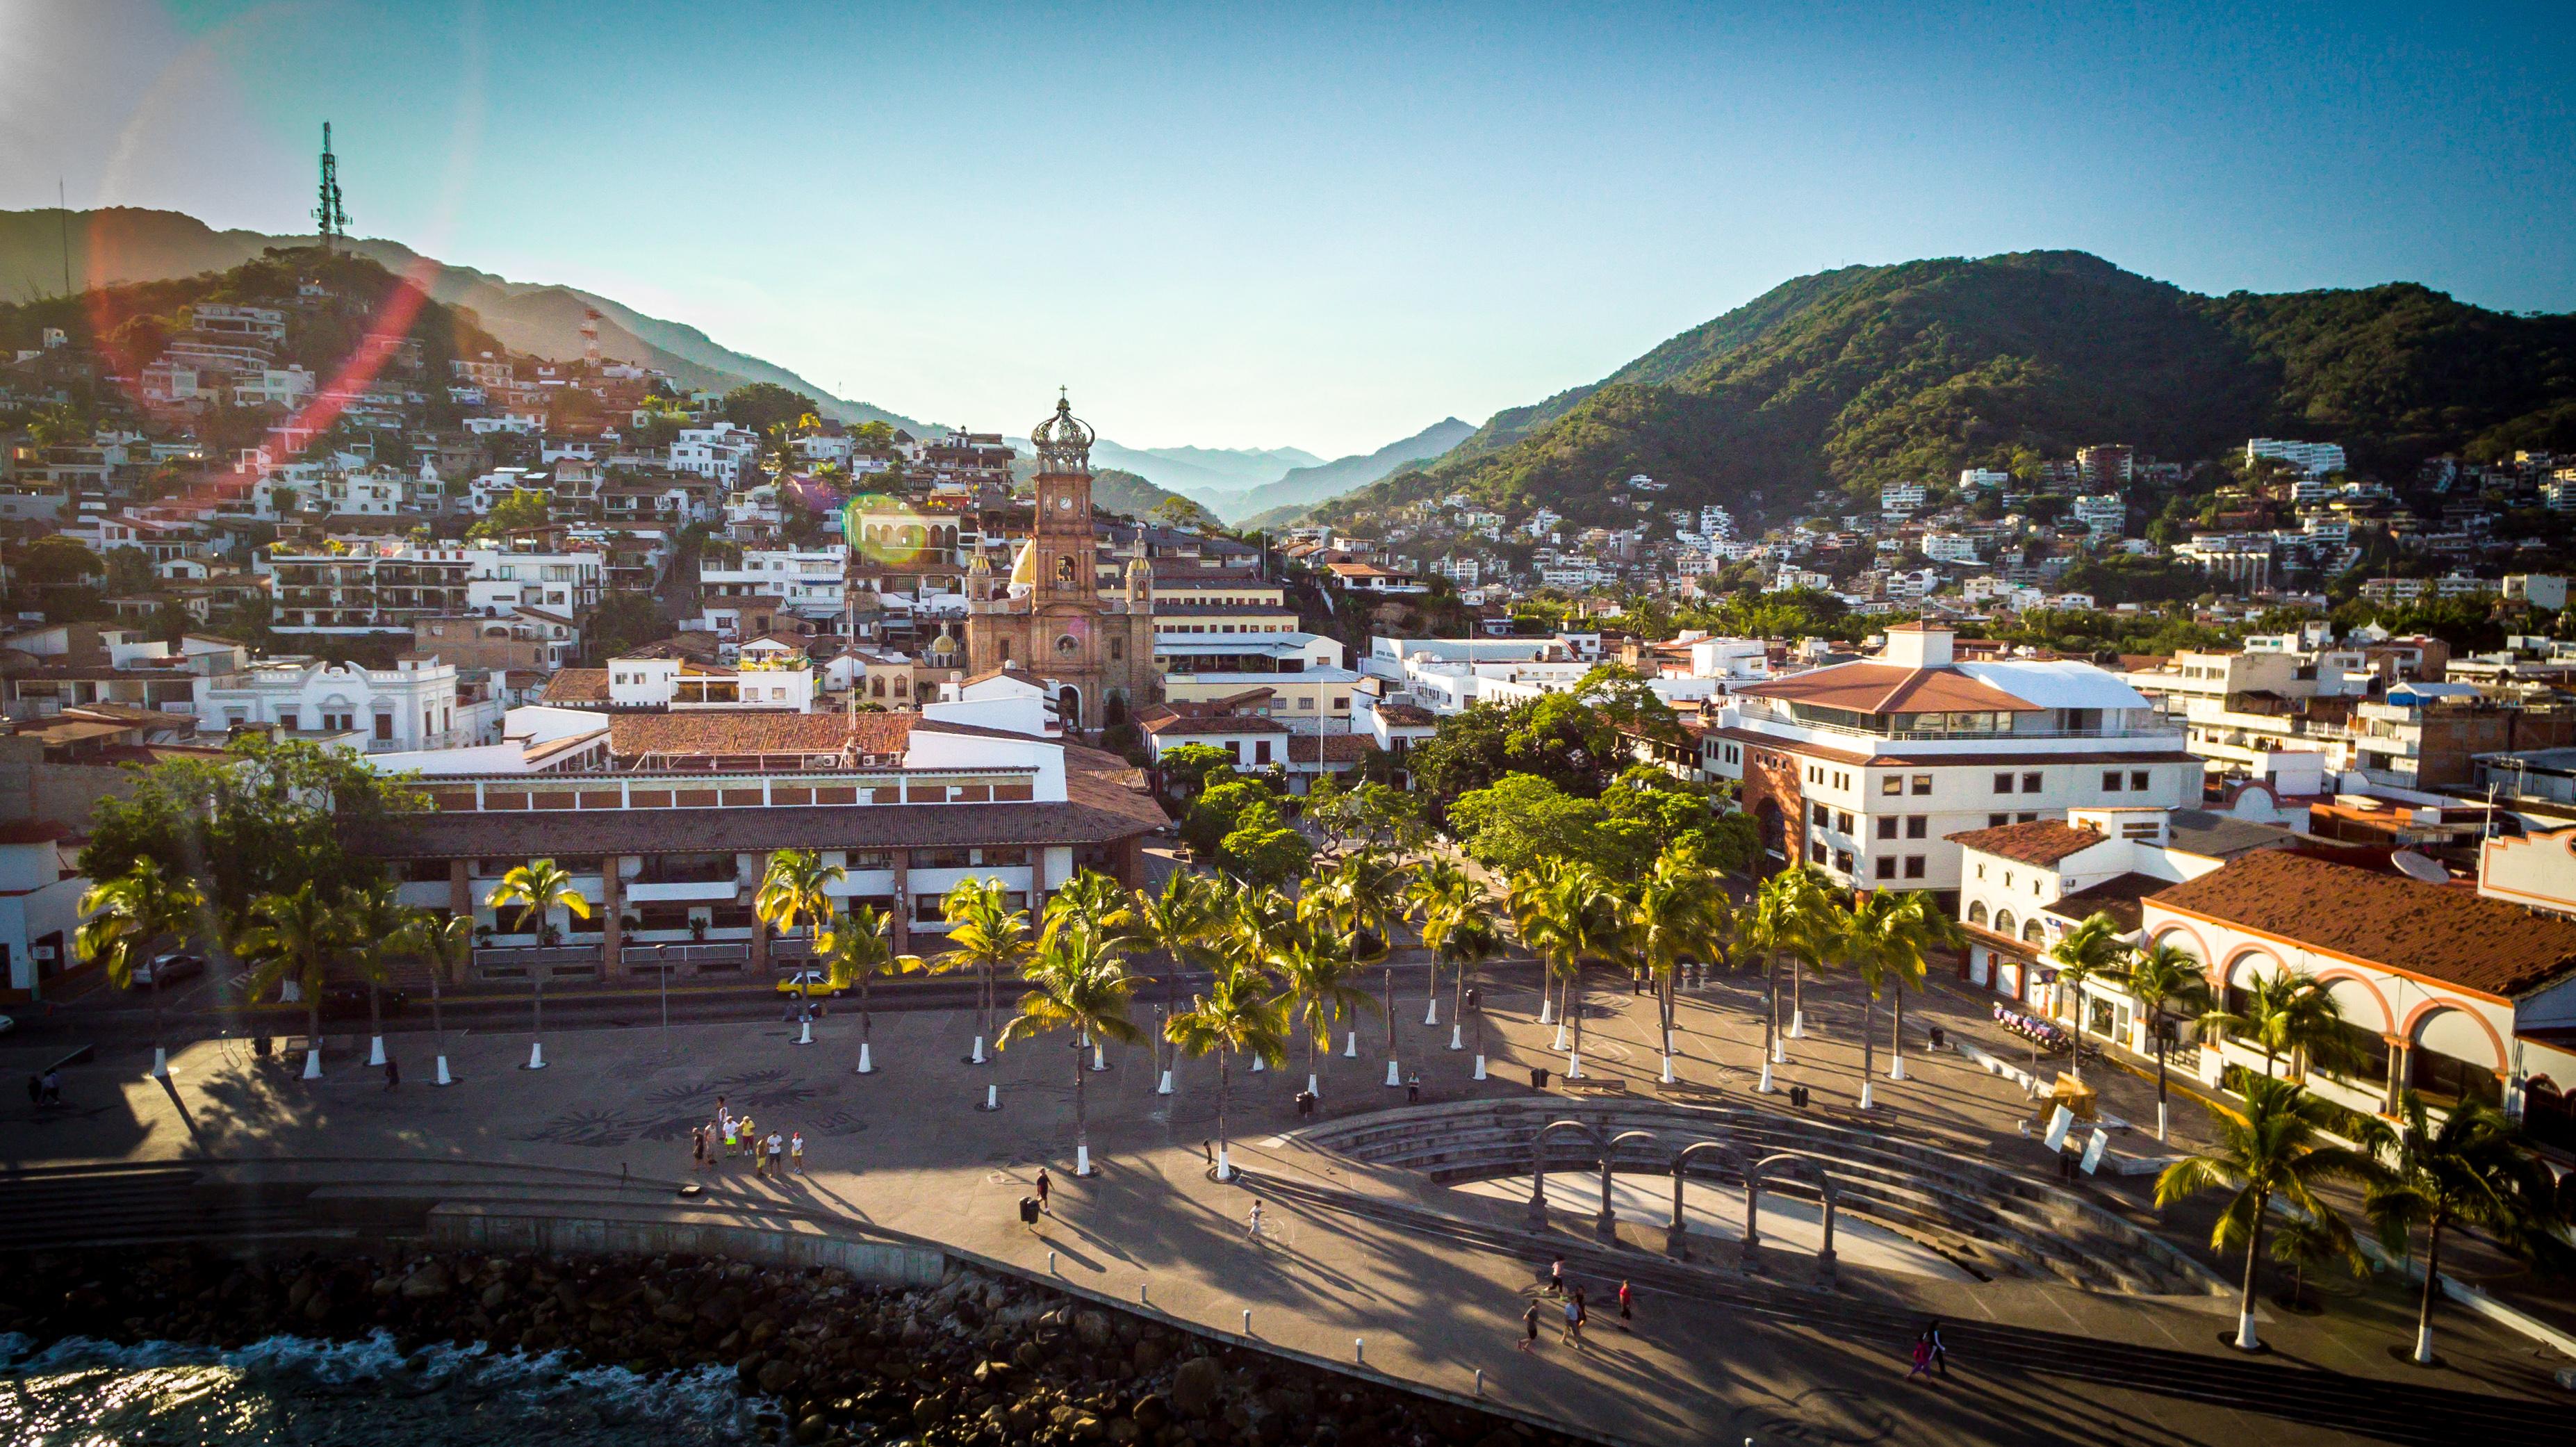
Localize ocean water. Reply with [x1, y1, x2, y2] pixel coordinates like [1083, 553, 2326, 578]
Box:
[0, 1330, 767, 1446]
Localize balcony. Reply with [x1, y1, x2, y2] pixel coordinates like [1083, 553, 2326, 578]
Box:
[1729, 696, 2184, 744]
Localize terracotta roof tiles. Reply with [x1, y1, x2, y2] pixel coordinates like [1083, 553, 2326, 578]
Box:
[1733, 662, 2042, 714]
[1944, 820, 2106, 867]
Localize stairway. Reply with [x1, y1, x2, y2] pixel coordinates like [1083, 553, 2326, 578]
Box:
[0, 1163, 335, 1252]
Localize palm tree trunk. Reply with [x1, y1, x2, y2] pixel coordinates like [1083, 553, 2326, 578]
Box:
[1072, 1035, 1092, 1175]
[2153, 1024, 2169, 1142]
[2236, 1191, 2268, 1350]
[1215, 1050, 1232, 1178]
[861, 974, 874, 1048]
[1889, 987, 1905, 1079]
[305, 988, 322, 1071]
[1568, 963, 1585, 1072]
[1764, 950, 1779, 1058]
[1860, 993, 1876, 1099]
[2413, 1216, 2445, 1364]
[1451, 952, 1466, 1030]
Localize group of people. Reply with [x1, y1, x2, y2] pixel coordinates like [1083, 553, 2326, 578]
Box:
[691, 1095, 805, 1180]
[1520, 1257, 1634, 1351]
[23, 1068, 63, 1107]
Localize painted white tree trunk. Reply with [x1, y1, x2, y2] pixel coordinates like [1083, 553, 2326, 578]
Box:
[1472, 1054, 1487, 1080]
[526, 1041, 545, 1070]
[1424, 999, 1438, 1027]
[2234, 1309, 2258, 1351]
[1757, 1061, 1774, 1093]
[302, 1048, 324, 1079]
[1076, 1143, 1092, 1177]
[150, 1047, 169, 1080]
[856, 1042, 874, 1074]
[971, 1036, 987, 1064]
[1341, 1031, 1357, 1058]
[1447, 1024, 1463, 1050]
[367, 1036, 386, 1067]
[1156, 1068, 1174, 1095]
[1384, 1060, 1402, 1087]
[434, 1055, 452, 1086]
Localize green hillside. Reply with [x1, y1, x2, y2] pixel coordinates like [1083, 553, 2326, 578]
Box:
[1320, 250, 2576, 529]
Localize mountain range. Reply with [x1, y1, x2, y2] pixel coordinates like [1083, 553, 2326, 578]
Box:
[1317, 250, 2576, 530]
[1221, 417, 1477, 527]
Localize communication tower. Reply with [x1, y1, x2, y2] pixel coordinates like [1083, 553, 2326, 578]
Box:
[313, 122, 350, 254]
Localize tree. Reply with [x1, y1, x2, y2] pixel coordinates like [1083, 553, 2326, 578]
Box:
[1166, 963, 1291, 1180]
[484, 858, 591, 1066]
[395, 910, 474, 1085]
[820, 905, 911, 1070]
[1622, 848, 1719, 1084]
[1450, 774, 1648, 877]
[341, 879, 409, 1070]
[75, 858, 206, 1079]
[81, 734, 427, 931]
[2267, 1207, 2368, 1314]
[1510, 861, 1622, 1077]
[1407, 856, 1488, 1028]
[588, 591, 670, 657]
[1217, 802, 1312, 890]
[1271, 906, 1374, 1097]
[17, 535, 104, 594]
[1406, 694, 1624, 808]
[1874, 890, 1957, 1087]
[998, 911, 1143, 1177]
[2368, 1090, 2573, 1365]
[1181, 775, 1275, 858]
[104, 546, 160, 596]
[1124, 870, 1221, 1081]
[1156, 743, 1235, 801]
[2155, 1074, 2385, 1350]
[2044, 912, 2127, 1085]
[2203, 971, 2356, 1082]
[2122, 940, 2212, 1141]
[722, 382, 821, 436]
[1147, 494, 1220, 531]
[478, 487, 550, 535]
[756, 848, 845, 1016]
[937, 877, 1033, 1059]
[1745, 865, 1834, 1088]
[236, 881, 354, 1080]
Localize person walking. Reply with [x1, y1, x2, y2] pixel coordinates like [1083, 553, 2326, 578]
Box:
[42, 1068, 61, 1105]
[1573, 1284, 1589, 1340]
[692, 1126, 708, 1172]
[1245, 1198, 1264, 1242]
[1557, 1294, 1580, 1346]
[1035, 1168, 1052, 1215]
[1545, 1256, 1564, 1297]
[1907, 1332, 1935, 1381]
[1518, 1300, 1541, 1352]
[789, 1130, 805, 1175]
[1616, 1278, 1634, 1330]
[1925, 1318, 1948, 1377]
[384, 1055, 400, 1090]
[1405, 1073, 1420, 1105]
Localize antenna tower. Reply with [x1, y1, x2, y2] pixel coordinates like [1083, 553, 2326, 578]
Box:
[313, 122, 350, 254]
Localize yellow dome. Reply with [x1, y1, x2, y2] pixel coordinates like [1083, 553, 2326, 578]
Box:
[1008, 540, 1036, 588]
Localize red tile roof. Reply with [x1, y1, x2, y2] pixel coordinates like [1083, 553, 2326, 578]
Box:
[1734, 662, 2042, 714]
[541, 669, 609, 704]
[1944, 820, 2107, 867]
[1289, 734, 1375, 764]
[607, 712, 915, 760]
[2149, 850, 2576, 999]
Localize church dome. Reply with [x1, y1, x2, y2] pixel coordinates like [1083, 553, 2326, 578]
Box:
[1008, 539, 1037, 593]
[1030, 389, 1094, 475]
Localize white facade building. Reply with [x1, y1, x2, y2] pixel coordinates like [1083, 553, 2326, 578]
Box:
[2247, 439, 2348, 477]
[195, 656, 500, 752]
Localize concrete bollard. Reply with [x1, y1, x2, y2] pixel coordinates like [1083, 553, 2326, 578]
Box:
[1475, 1367, 1484, 1398]
[1242, 1307, 1252, 1334]
[1047, 1250, 1056, 1273]
[1384, 1060, 1401, 1088]
[856, 1042, 874, 1074]
[368, 1036, 387, 1068]
[979, 1083, 1001, 1111]
[524, 1042, 545, 1072]
[1472, 1054, 1487, 1081]
[434, 1054, 452, 1087]
[1157, 1068, 1174, 1096]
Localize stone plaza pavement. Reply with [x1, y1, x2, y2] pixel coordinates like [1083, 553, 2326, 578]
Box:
[6, 957, 2570, 1446]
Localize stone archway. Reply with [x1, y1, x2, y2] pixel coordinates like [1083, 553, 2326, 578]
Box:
[1057, 685, 1083, 730]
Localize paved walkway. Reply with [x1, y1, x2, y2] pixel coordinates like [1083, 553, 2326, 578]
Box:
[3, 958, 2566, 1446]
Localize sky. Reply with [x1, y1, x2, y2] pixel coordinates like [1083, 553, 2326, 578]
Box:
[3, 1, 2572, 459]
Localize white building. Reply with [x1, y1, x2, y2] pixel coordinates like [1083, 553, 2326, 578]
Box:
[2247, 439, 2347, 477]
[702, 546, 848, 623]
[1879, 482, 1927, 516]
[672, 425, 761, 486]
[2072, 494, 2127, 537]
[1959, 468, 2010, 491]
[1705, 622, 2190, 891]
[195, 656, 501, 753]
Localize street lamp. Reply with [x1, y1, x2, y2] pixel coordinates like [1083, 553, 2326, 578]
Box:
[658, 942, 671, 1050]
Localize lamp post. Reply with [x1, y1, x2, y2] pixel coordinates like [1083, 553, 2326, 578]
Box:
[658, 942, 671, 1050]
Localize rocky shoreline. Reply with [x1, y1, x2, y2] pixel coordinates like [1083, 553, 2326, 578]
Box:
[0, 1247, 1582, 1447]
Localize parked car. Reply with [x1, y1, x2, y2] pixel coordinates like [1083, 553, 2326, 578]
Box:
[0, 1013, 15, 1037]
[773, 969, 846, 998]
[318, 984, 409, 1020]
[130, 952, 207, 990]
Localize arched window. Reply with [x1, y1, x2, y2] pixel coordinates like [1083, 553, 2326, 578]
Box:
[2022, 918, 2045, 944]
[1968, 901, 1989, 926]
[893, 675, 909, 698]
[1994, 910, 2017, 937]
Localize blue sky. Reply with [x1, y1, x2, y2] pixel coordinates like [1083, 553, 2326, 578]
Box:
[3, 1, 2570, 457]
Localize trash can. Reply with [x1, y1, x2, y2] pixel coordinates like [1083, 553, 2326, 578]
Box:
[1019, 1196, 1041, 1226]
[1531, 1066, 1551, 1090]
[1928, 1026, 1946, 1049]
[1789, 1084, 1810, 1109]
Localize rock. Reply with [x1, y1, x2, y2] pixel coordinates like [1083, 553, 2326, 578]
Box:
[794, 1413, 829, 1444]
[1072, 1310, 1112, 1347]
[1108, 1419, 1141, 1444]
[758, 1357, 801, 1395]
[911, 1396, 946, 1428]
[480, 1282, 510, 1311]
[399, 1263, 452, 1300]
[1131, 1394, 1170, 1432]
[1131, 1338, 1166, 1373]
[301, 1292, 331, 1323]
[286, 1274, 318, 1314]
[1170, 1358, 1221, 1419]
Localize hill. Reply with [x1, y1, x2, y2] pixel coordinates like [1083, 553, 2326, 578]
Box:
[0, 207, 930, 432]
[1089, 439, 1322, 497]
[1318, 250, 2576, 530]
[1206, 416, 1476, 523]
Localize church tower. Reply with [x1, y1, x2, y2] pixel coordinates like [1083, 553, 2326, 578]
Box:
[1028, 390, 1097, 599]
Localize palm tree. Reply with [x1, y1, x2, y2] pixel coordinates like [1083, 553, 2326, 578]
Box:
[1876, 890, 1956, 1088]
[1835, 892, 1895, 1109]
[938, 877, 1034, 1064]
[1443, 907, 1507, 1078]
[341, 879, 409, 1070]
[1404, 855, 1477, 1029]
[1623, 850, 1717, 1086]
[236, 881, 353, 1081]
[395, 910, 474, 1086]
[2203, 970, 2355, 1084]
[998, 913, 1143, 1177]
[817, 904, 908, 1072]
[1746, 865, 1832, 1090]
[755, 848, 845, 1029]
[1505, 864, 1565, 1029]
[2368, 1090, 2573, 1365]
[1124, 871, 1220, 1088]
[76, 858, 205, 1080]
[2122, 941, 2212, 1142]
[1271, 906, 1374, 1098]
[485, 858, 591, 1070]
[2154, 1074, 2385, 1350]
[1166, 963, 1291, 1179]
[1044, 868, 1130, 944]
[2045, 912, 2127, 1085]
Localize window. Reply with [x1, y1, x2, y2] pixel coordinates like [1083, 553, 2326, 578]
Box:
[1723, 744, 1740, 765]
[1833, 849, 1853, 874]
[1835, 812, 1853, 833]
[2021, 771, 2042, 792]
[1898, 816, 1921, 839]
[1809, 765, 1821, 784]
[2131, 770, 2150, 792]
[2022, 919, 2045, 943]
[1904, 856, 1926, 879]
[1988, 812, 2010, 827]
[1812, 802, 1830, 826]
[1994, 773, 2015, 794]
[2103, 770, 2123, 791]
[1876, 857, 1897, 880]
[1255, 740, 1272, 765]
[1968, 900, 1988, 924]
[1876, 817, 1898, 840]
[1110, 638, 1123, 661]
[1809, 841, 1828, 864]
[1881, 776, 1902, 796]
[2018, 812, 2039, 824]
[1975, 863, 1985, 879]
[1912, 774, 1932, 796]
[1994, 909, 2017, 935]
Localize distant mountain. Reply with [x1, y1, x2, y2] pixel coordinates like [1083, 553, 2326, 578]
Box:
[0, 207, 930, 432]
[1087, 467, 1199, 521]
[1318, 250, 2576, 530]
[1088, 439, 1321, 497]
[1206, 417, 1476, 523]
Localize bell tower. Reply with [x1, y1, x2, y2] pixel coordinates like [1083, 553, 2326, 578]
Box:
[1029, 389, 1097, 601]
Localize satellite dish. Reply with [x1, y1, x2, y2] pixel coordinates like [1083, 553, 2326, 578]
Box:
[2390, 851, 2450, 884]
